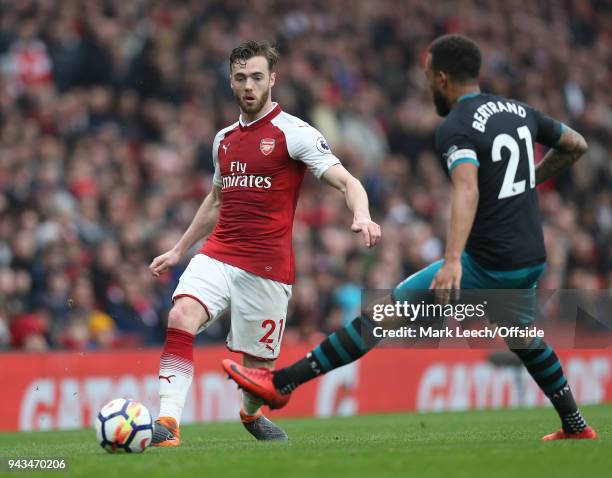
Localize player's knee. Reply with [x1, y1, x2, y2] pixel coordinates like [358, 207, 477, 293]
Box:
[167, 299, 207, 333]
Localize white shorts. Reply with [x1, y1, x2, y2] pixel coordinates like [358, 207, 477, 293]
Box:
[172, 254, 292, 360]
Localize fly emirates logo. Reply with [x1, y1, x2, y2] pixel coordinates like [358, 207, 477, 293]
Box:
[222, 160, 272, 190]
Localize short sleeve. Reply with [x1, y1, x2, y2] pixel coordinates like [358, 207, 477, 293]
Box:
[531, 108, 564, 148]
[211, 132, 223, 187]
[435, 125, 480, 174]
[284, 125, 341, 179]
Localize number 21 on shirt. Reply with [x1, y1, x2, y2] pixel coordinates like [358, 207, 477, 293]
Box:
[492, 125, 535, 199]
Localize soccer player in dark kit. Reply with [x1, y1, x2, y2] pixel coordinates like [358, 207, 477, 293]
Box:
[224, 34, 597, 441]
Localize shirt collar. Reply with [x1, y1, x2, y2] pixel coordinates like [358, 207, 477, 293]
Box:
[239, 102, 281, 128]
[457, 92, 481, 103]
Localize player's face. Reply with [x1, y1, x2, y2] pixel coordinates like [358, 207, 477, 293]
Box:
[230, 56, 276, 115]
[425, 54, 451, 117]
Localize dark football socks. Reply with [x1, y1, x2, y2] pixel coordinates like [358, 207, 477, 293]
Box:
[273, 314, 379, 394]
[511, 337, 587, 434]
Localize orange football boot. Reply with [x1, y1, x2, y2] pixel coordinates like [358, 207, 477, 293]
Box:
[151, 416, 181, 447]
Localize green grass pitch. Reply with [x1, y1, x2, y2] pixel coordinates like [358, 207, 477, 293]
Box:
[1, 405, 610, 478]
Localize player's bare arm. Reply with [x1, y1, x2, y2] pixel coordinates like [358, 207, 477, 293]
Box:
[430, 162, 479, 299]
[321, 163, 381, 248]
[535, 126, 588, 185]
[149, 185, 222, 277]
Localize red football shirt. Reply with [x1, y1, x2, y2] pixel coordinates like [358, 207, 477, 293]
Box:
[199, 103, 340, 284]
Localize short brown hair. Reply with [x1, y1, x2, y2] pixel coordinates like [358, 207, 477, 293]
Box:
[229, 40, 279, 72]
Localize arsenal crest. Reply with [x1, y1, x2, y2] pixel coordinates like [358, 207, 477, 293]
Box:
[260, 138, 275, 156]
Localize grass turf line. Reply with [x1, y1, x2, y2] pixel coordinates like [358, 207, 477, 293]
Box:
[0, 405, 610, 478]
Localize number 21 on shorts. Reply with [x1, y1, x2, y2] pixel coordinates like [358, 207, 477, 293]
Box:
[259, 319, 285, 352]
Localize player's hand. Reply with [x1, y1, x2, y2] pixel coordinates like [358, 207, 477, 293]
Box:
[429, 260, 462, 304]
[351, 217, 381, 248]
[149, 248, 182, 277]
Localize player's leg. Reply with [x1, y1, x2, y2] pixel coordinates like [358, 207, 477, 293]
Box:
[223, 260, 445, 407]
[273, 261, 444, 392]
[507, 335, 596, 440]
[153, 254, 230, 447]
[226, 267, 291, 440]
[499, 293, 596, 439]
[465, 254, 597, 439]
[153, 297, 207, 446]
[238, 354, 288, 441]
[241, 354, 275, 415]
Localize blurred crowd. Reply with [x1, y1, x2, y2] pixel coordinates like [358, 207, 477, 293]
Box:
[0, 0, 610, 351]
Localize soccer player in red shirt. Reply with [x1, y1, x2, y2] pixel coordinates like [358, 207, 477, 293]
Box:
[148, 40, 381, 445]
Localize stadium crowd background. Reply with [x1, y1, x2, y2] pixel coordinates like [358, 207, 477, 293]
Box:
[0, 0, 610, 351]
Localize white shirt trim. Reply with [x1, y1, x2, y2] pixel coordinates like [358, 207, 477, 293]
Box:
[239, 102, 279, 127]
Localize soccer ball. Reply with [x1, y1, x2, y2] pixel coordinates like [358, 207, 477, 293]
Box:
[95, 398, 153, 453]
